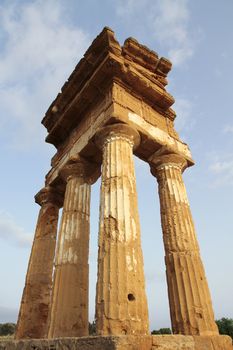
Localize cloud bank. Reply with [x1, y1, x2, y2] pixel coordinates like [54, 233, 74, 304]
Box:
[210, 154, 233, 187]
[224, 125, 233, 134]
[116, 0, 195, 66]
[0, 0, 89, 150]
[0, 211, 32, 247]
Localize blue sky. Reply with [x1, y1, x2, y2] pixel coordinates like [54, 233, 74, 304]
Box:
[0, 0, 232, 330]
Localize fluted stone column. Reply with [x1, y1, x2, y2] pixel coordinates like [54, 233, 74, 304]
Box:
[95, 123, 149, 336]
[48, 159, 98, 338]
[15, 187, 63, 339]
[150, 153, 218, 336]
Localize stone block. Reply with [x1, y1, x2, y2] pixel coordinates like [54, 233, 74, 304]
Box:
[0, 336, 152, 350]
[193, 335, 233, 350]
[0, 335, 232, 350]
[152, 335, 194, 349]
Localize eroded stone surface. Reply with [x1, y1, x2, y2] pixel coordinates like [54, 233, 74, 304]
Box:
[48, 161, 98, 338]
[95, 124, 149, 335]
[16, 187, 63, 339]
[193, 335, 233, 350]
[1, 335, 232, 350]
[42, 27, 193, 187]
[150, 154, 218, 336]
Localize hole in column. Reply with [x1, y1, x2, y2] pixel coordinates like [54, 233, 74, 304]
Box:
[128, 293, 135, 301]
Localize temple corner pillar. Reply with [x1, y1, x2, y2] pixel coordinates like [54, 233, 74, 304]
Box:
[15, 186, 63, 339]
[149, 152, 219, 336]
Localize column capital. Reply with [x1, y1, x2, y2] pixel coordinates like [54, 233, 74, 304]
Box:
[35, 186, 63, 208]
[59, 157, 100, 184]
[150, 153, 188, 178]
[95, 123, 140, 150]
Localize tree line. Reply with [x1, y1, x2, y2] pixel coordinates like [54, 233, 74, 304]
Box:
[0, 318, 232, 338]
[88, 318, 233, 339]
[151, 319, 233, 339]
[0, 323, 16, 336]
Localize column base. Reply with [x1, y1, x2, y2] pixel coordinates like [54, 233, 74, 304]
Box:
[0, 335, 232, 350]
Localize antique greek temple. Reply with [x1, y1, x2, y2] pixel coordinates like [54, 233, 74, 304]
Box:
[9, 28, 232, 350]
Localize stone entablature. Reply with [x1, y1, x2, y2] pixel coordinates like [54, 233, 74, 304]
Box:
[41, 27, 193, 190]
[42, 28, 174, 145]
[14, 27, 232, 350]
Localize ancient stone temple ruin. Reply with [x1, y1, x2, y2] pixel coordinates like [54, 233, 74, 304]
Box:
[4, 28, 232, 349]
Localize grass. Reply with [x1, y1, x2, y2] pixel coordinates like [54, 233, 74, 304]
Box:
[0, 335, 14, 341]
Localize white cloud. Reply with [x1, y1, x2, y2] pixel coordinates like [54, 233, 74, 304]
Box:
[116, 0, 195, 66]
[0, 211, 32, 247]
[209, 154, 233, 187]
[116, 0, 146, 16]
[0, 0, 90, 150]
[223, 125, 233, 133]
[150, 0, 194, 65]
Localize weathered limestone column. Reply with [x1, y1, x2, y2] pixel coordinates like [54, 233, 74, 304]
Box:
[48, 159, 98, 338]
[150, 153, 218, 336]
[95, 123, 149, 336]
[15, 187, 63, 339]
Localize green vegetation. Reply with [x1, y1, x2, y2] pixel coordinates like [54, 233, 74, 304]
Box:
[0, 318, 232, 339]
[0, 323, 16, 336]
[216, 318, 233, 339]
[151, 328, 172, 335]
[89, 321, 96, 335]
[150, 318, 233, 339]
